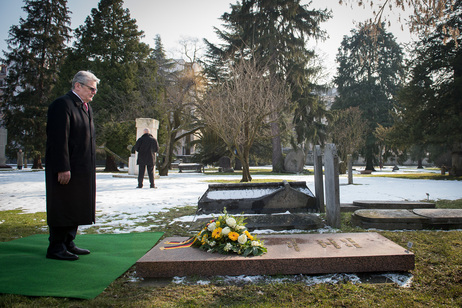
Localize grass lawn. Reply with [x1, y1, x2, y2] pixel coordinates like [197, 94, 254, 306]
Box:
[1, 174, 461, 307]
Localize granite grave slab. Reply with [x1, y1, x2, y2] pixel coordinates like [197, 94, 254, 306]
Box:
[136, 233, 414, 278]
[190, 213, 323, 231]
[353, 200, 435, 209]
[352, 208, 462, 230]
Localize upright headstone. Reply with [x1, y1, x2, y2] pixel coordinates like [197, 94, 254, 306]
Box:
[0, 128, 8, 167]
[313, 145, 325, 213]
[218, 156, 233, 172]
[284, 148, 305, 173]
[128, 118, 159, 175]
[347, 154, 353, 185]
[324, 143, 340, 228]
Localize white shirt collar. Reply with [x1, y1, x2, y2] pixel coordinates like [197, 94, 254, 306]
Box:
[72, 90, 84, 103]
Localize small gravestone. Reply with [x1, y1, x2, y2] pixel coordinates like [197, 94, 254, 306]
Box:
[324, 144, 340, 228]
[0, 128, 10, 168]
[314, 145, 325, 213]
[218, 156, 233, 173]
[284, 148, 305, 173]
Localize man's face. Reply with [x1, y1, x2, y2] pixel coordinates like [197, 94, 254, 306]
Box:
[75, 80, 98, 103]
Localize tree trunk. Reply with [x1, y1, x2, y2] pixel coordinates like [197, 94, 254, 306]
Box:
[158, 132, 176, 176]
[271, 121, 284, 173]
[417, 158, 424, 169]
[32, 154, 43, 169]
[104, 154, 119, 172]
[365, 145, 376, 171]
[240, 147, 252, 182]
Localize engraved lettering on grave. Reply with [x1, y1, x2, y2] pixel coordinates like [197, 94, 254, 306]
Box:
[316, 237, 362, 249]
[346, 238, 362, 248]
[286, 239, 300, 252]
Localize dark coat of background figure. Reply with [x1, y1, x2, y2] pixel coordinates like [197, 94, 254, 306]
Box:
[46, 91, 96, 226]
[134, 130, 159, 188]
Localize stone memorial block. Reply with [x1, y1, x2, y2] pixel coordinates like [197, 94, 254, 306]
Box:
[352, 208, 462, 230]
[197, 181, 318, 214]
[191, 213, 323, 231]
[313, 145, 325, 213]
[353, 200, 436, 209]
[0, 128, 8, 167]
[129, 118, 159, 175]
[284, 148, 305, 173]
[324, 144, 340, 228]
[218, 156, 233, 172]
[136, 233, 415, 278]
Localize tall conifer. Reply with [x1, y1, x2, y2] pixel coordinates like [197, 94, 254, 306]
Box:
[203, 0, 330, 172]
[1, 0, 71, 168]
[333, 24, 404, 170]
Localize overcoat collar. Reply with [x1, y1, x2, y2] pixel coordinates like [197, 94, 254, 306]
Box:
[66, 91, 89, 115]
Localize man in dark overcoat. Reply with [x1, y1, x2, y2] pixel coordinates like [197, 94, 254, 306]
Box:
[45, 71, 100, 261]
[133, 128, 159, 188]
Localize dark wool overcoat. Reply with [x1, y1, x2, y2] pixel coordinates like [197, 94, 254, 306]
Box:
[134, 133, 159, 166]
[45, 91, 96, 227]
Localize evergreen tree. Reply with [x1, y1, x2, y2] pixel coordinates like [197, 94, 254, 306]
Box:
[333, 23, 404, 170]
[72, 0, 151, 118]
[1, 0, 71, 168]
[391, 1, 462, 175]
[63, 0, 152, 170]
[203, 0, 330, 172]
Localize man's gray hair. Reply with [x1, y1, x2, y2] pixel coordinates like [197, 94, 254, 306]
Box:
[72, 71, 100, 89]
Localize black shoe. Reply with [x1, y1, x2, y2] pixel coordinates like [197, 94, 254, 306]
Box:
[136, 185, 143, 188]
[150, 185, 156, 188]
[46, 250, 79, 261]
[67, 246, 90, 255]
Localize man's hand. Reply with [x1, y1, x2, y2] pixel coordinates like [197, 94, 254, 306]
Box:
[57, 171, 71, 185]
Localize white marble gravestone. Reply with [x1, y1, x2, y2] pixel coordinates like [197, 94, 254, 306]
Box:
[128, 118, 159, 175]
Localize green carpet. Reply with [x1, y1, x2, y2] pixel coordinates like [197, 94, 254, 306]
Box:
[0, 232, 163, 299]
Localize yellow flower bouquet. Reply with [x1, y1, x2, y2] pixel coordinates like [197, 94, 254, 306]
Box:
[193, 208, 267, 257]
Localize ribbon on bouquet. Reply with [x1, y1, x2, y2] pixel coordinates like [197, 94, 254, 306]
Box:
[160, 236, 197, 250]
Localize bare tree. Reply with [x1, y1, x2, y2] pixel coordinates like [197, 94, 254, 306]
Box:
[199, 58, 289, 182]
[328, 106, 368, 171]
[157, 59, 206, 176]
[341, 0, 459, 44]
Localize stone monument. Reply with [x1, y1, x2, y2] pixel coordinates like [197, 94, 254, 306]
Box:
[284, 148, 305, 173]
[128, 118, 159, 175]
[218, 156, 233, 173]
[0, 128, 9, 168]
[324, 143, 340, 228]
[313, 145, 325, 213]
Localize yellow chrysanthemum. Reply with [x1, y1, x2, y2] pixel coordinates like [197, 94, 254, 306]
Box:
[212, 227, 222, 239]
[216, 221, 221, 227]
[228, 231, 239, 241]
[201, 233, 208, 243]
[244, 230, 254, 241]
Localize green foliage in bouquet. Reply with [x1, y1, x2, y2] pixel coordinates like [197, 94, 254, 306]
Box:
[193, 208, 267, 257]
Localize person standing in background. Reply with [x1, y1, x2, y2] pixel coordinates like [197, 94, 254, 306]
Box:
[133, 128, 159, 188]
[45, 71, 99, 261]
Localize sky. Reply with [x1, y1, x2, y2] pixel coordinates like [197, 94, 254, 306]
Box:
[0, 0, 415, 82]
